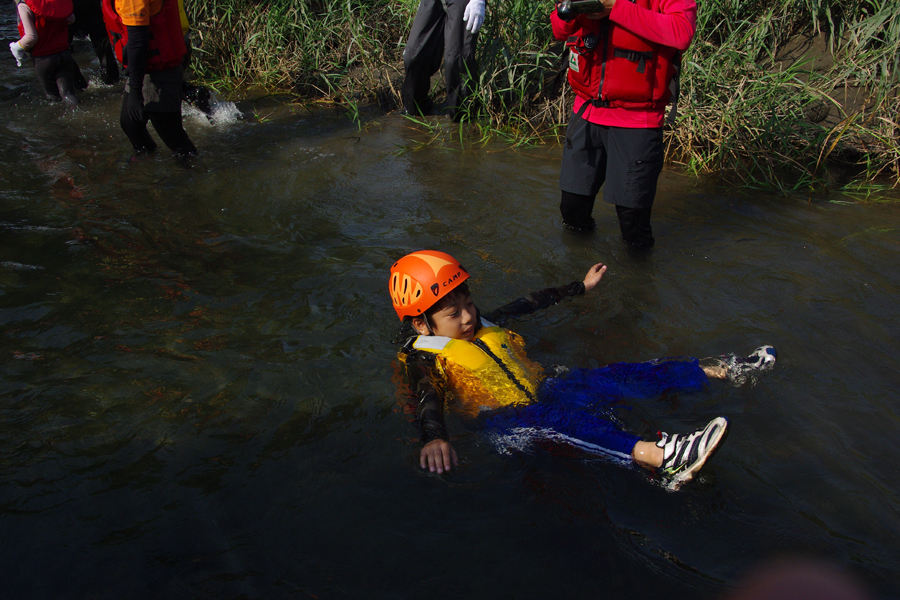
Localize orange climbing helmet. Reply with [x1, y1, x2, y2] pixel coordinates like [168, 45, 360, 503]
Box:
[389, 250, 469, 320]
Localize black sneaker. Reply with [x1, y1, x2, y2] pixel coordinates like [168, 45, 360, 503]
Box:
[657, 417, 728, 490]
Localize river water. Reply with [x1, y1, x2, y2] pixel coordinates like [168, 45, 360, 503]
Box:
[3, 9, 900, 600]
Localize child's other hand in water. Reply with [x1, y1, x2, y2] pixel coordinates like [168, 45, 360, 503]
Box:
[583, 263, 607, 292]
[420, 439, 458, 474]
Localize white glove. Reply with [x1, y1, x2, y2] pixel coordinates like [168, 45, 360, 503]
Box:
[10, 41, 29, 67]
[463, 0, 485, 34]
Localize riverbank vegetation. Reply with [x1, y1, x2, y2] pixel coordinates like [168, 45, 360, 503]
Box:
[185, 0, 899, 192]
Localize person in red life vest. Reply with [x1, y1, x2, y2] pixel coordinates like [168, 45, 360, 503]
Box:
[10, 0, 80, 105]
[102, 0, 196, 156]
[550, 0, 696, 249]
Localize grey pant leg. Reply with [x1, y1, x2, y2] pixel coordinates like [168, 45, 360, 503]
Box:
[441, 0, 478, 119]
[402, 0, 446, 115]
[559, 111, 608, 197]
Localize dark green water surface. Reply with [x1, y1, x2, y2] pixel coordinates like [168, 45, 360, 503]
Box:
[3, 9, 900, 599]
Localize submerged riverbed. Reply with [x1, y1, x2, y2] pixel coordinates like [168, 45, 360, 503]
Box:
[3, 12, 900, 599]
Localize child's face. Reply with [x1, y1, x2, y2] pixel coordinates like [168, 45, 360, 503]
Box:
[416, 292, 477, 341]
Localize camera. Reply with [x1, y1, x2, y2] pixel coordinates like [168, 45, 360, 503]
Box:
[556, 0, 607, 21]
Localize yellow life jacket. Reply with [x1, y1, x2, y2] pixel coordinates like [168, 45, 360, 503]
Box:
[411, 321, 545, 418]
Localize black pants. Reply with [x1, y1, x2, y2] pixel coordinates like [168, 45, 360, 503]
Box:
[33, 51, 78, 105]
[70, 0, 119, 84]
[401, 0, 478, 120]
[120, 101, 197, 156]
[559, 115, 664, 248]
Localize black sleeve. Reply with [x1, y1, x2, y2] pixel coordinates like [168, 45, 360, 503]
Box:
[482, 281, 586, 326]
[124, 25, 151, 91]
[403, 348, 449, 444]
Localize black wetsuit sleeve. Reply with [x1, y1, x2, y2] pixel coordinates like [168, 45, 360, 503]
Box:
[482, 281, 586, 326]
[404, 348, 449, 444]
[124, 25, 150, 91]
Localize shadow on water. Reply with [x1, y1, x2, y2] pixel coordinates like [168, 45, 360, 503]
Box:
[2, 6, 900, 599]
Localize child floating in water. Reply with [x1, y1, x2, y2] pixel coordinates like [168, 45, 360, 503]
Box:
[391, 250, 776, 490]
[10, 0, 80, 106]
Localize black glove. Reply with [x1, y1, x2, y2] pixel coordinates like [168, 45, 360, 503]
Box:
[126, 89, 145, 122]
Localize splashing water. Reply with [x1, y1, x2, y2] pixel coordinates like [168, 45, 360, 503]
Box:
[183, 98, 245, 127]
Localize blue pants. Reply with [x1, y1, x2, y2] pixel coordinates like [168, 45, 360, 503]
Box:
[484, 359, 708, 462]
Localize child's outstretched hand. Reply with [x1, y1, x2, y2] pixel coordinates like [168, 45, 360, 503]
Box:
[583, 263, 607, 292]
[421, 439, 458, 474]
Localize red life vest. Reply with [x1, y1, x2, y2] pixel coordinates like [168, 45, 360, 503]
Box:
[17, 0, 72, 58]
[101, 0, 186, 73]
[563, 0, 678, 110]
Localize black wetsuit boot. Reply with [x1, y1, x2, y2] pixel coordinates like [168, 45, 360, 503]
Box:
[615, 205, 655, 249]
[560, 190, 597, 232]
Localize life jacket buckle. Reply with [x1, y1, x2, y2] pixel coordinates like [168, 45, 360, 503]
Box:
[613, 48, 654, 74]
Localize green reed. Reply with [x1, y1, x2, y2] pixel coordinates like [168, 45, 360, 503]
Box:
[187, 0, 900, 190]
[673, 0, 900, 190]
[186, 0, 410, 94]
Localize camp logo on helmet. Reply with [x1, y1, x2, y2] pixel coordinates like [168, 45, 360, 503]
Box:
[431, 283, 440, 296]
[443, 271, 465, 288]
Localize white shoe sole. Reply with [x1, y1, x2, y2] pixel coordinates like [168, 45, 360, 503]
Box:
[666, 417, 729, 491]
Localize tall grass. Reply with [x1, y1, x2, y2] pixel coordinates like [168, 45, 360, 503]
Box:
[673, 0, 900, 189]
[187, 0, 900, 189]
[455, 0, 567, 136]
[186, 0, 410, 97]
